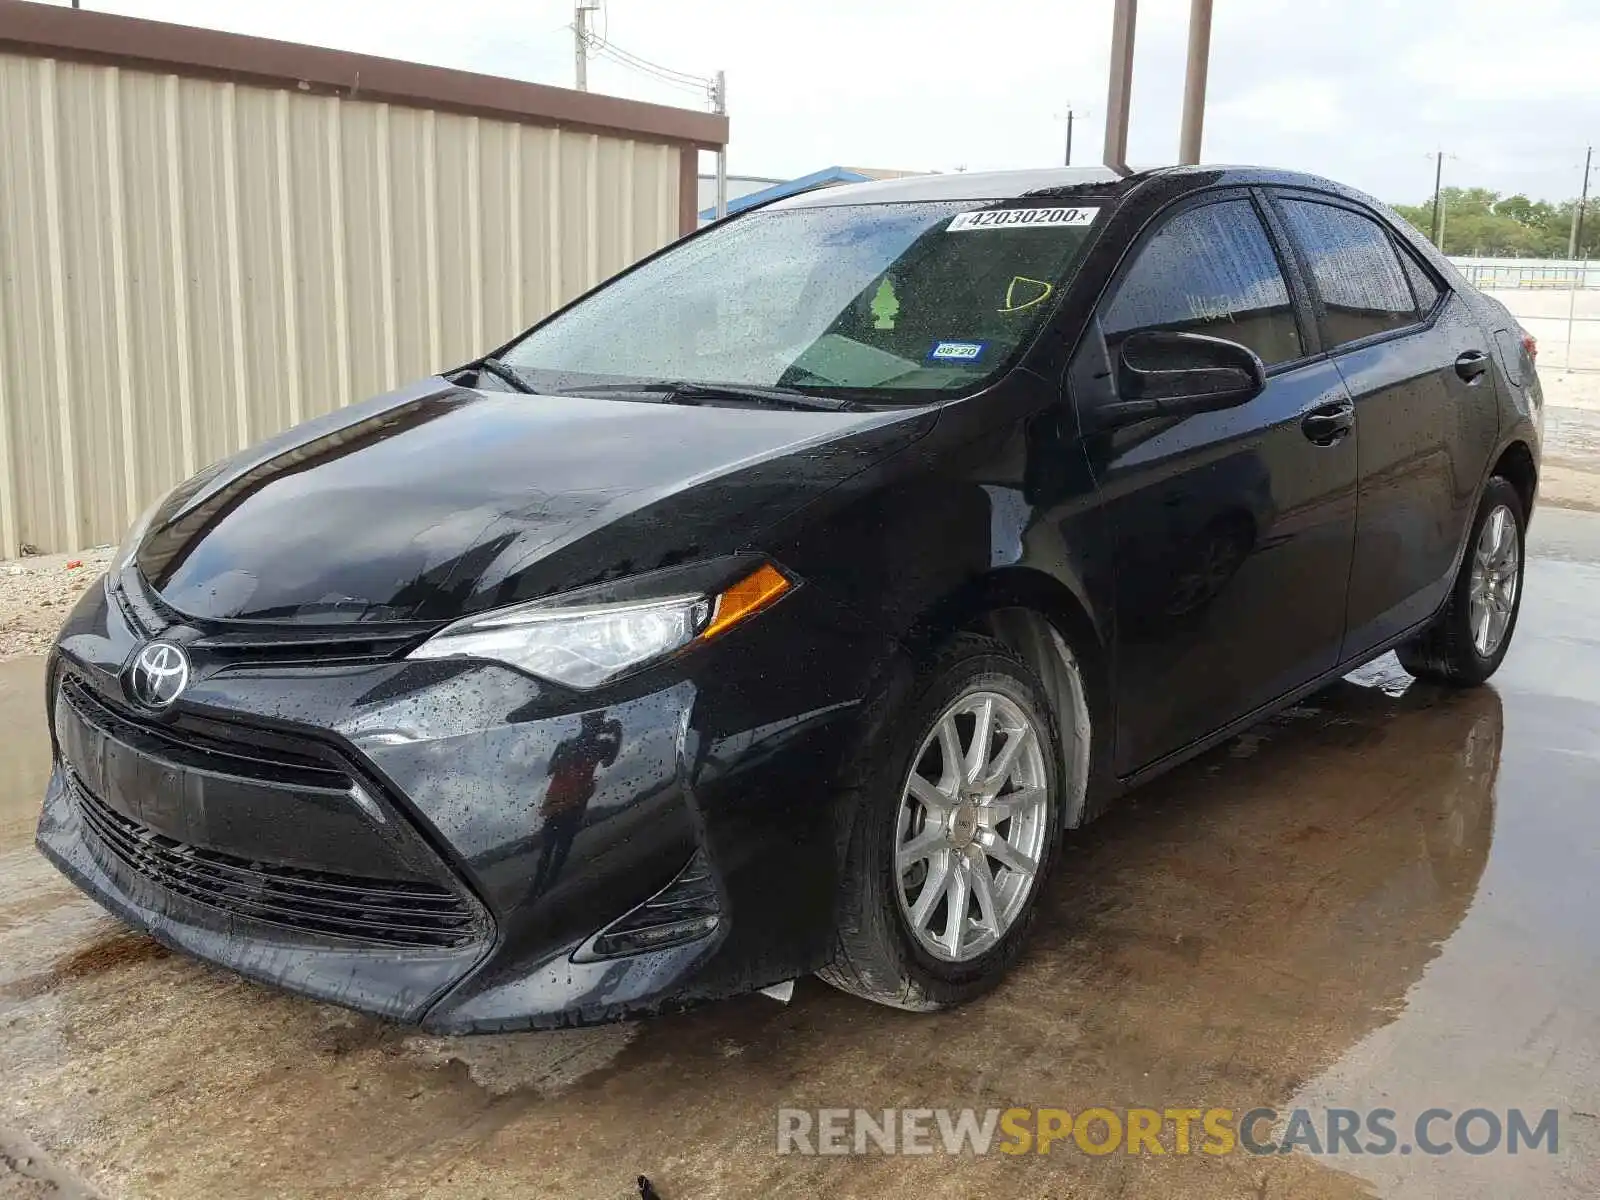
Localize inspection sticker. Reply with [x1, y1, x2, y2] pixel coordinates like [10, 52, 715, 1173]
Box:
[929, 340, 987, 362]
[947, 206, 1099, 232]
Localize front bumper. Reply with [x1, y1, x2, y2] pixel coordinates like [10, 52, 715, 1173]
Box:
[37, 574, 889, 1032]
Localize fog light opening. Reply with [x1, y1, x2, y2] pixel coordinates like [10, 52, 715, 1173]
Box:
[577, 850, 723, 961]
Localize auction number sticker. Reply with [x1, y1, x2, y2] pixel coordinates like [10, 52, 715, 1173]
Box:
[947, 206, 1099, 232]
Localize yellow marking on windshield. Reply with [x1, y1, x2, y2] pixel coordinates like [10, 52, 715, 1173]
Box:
[871, 278, 900, 330]
[1000, 275, 1053, 313]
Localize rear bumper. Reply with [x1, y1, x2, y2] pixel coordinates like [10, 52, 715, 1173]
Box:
[38, 575, 888, 1032]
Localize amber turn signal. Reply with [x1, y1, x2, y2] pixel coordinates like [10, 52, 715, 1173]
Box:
[700, 564, 792, 641]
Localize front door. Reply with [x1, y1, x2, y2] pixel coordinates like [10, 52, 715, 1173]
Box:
[1068, 192, 1359, 775]
[1267, 193, 1503, 659]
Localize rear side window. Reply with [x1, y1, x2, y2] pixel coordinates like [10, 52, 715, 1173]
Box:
[1280, 200, 1419, 347]
[1103, 200, 1302, 366]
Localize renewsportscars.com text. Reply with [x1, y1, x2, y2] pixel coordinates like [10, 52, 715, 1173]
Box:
[775, 1106, 1560, 1157]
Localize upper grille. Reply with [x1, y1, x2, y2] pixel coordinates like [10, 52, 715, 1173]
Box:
[72, 778, 481, 950]
[112, 571, 431, 667]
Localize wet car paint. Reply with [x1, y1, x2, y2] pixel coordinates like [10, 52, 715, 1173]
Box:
[39, 564, 897, 1030]
[136, 380, 934, 623]
[6, 509, 1600, 1199]
[35, 165, 1540, 1030]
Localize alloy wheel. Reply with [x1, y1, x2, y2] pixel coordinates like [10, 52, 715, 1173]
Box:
[894, 689, 1051, 963]
[1468, 504, 1519, 658]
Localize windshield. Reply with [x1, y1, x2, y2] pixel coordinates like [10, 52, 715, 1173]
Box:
[501, 200, 1101, 400]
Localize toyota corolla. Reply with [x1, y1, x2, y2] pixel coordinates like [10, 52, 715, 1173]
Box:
[38, 165, 1541, 1032]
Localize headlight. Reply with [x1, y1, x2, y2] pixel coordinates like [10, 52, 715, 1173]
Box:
[408, 562, 792, 688]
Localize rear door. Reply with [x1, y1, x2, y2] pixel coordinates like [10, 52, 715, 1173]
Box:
[1268, 193, 1502, 659]
[1068, 191, 1359, 775]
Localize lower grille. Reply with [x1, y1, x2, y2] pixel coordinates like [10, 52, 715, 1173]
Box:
[71, 778, 480, 950]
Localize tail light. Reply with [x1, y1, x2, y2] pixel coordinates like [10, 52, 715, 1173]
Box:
[1522, 331, 1538, 361]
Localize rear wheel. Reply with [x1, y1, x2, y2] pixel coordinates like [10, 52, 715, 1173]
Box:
[1397, 477, 1525, 686]
[818, 634, 1068, 1011]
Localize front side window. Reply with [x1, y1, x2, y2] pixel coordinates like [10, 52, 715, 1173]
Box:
[1279, 200, 1419, 347]
[501, 201, 1102, 400]
[1102, 199, 1302, 366]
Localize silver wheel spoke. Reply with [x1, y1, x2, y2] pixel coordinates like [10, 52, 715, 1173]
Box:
[905, 772, 950, 813]
[936, 715, 964, 792]
[969, 854, 1001, 935]
[979, 725, 1032, 793]
[984, 834, 1038, 879]
[909, 853, 951, 929]
[897, 825, 947, 871]
[965, 696, 995, 783]
[943, 861, 971, 956]
[981, 785, 1046, 827]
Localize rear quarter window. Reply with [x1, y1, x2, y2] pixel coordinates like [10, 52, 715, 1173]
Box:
[1400, 251, 1441, 315]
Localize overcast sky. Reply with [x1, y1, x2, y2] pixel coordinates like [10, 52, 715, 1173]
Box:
[69, 0, 1600, 206]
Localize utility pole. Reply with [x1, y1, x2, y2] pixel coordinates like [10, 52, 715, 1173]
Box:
[1178, 0, 1213, 164]
[574, 0, 599, 91]
[1570, 145, 1593, 259]
[1429, 150, 1446, 248]
[1064, 109, 1074, 167]
[712, 70, 728, 220]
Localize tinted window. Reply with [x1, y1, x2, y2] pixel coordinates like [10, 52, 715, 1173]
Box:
[1103, 200, 1302, 366]
[1280, 200, 1419, 346]
[1400, 250, 1441, 314]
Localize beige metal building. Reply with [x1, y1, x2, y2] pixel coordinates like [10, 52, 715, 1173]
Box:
[0, 0, 726, 557]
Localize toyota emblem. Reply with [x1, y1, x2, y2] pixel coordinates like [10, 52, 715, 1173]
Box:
[130, 641, 191, 709]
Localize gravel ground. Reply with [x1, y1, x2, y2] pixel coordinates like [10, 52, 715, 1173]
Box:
[0, 547, 113, 662]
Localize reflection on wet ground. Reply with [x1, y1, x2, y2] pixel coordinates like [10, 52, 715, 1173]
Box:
[3, 510, 1600, 1198]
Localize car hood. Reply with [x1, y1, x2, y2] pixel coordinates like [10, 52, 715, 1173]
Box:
[137, 378, 934, 624]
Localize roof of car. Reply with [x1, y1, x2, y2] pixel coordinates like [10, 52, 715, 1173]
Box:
[766, 164, 1361, 210]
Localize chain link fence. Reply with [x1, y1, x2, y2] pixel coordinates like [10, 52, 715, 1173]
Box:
[1452, 257, 1600, 373]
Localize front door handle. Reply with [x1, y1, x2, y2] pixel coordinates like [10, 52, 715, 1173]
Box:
[1301, 401, 1355, 446]
[1455, 349, 1491, 382]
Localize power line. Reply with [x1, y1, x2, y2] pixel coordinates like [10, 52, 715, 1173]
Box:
[588, 41, 709, 97]
[584, 32, 712, 90]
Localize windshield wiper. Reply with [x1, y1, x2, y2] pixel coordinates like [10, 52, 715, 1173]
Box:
[559, 380, 859, 412]
[472, 356, 535, 393]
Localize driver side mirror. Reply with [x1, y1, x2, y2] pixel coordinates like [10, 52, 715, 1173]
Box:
[1094, 331, 1267, 429]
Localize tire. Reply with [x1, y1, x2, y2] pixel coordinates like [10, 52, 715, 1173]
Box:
[817, 633, 1067, 1011]
[1397, 476, 1526, 686]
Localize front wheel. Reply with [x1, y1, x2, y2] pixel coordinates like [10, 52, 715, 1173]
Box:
[1397, 477, 1526, 686]
[818, 634, 1069, 1011]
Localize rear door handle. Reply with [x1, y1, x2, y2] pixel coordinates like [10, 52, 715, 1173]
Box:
[1455, 349, 1490, 382]
[1301, 400, 1355, 446]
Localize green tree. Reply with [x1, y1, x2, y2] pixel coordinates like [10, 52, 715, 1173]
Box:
[1389, 186, 1596, 257]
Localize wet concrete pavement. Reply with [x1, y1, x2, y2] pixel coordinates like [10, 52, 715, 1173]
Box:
[4, 510, 1600, 1199]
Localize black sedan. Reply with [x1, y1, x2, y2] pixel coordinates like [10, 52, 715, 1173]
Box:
[38, 165, 1542, 1031]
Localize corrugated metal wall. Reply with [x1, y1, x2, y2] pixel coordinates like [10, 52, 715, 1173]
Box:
[0, 52, 682, 556]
